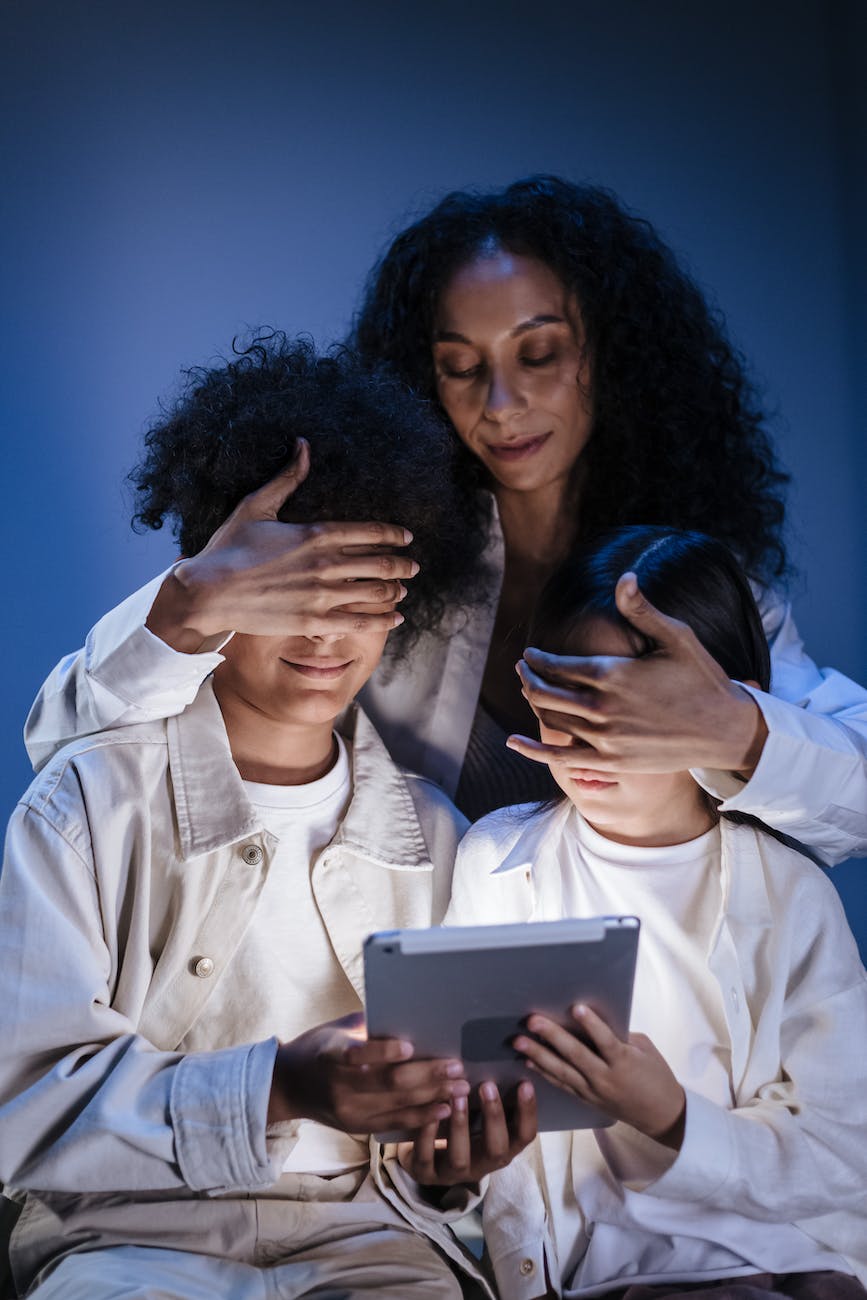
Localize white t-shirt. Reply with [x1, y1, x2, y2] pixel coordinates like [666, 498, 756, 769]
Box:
[182, 732, 368, 1175]
[538, 810, 847, 1295]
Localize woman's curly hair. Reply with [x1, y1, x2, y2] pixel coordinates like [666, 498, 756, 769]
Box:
[130, 334, 492, 656]
[353, 175, 789, 585]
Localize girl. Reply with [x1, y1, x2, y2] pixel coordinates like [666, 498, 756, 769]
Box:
[440, 526, 867, 1300]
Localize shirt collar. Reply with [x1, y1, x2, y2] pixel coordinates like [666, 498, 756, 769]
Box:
[167, 682, 433, 871]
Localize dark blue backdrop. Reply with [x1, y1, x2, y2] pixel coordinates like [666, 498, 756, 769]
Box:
[1, 0, 864, 946]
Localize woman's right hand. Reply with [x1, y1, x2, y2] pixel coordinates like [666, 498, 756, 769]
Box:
[145, 439, 419, 652]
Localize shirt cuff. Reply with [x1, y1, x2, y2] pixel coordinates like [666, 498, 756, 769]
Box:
[627, 1089, 734, 1203]
[171, 1038, 279, 1194]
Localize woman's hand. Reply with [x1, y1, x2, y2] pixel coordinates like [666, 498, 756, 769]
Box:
[514, 1005, 685, 1150]
[269, 1012, 469, 1135]
[146, 439, 419, 652]
[397, 1080, 537, 1186]
[508, 573, 767, 778]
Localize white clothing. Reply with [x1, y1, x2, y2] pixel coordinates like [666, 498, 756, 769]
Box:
[235, 735, 363, 1176]
[440, 802, 867, 1299]
[22, 509, 867, 864]
[0, 685, 489, 1297]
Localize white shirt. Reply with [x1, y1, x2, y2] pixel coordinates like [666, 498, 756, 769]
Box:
[536, 813, 847, 1295]
[440, 803, 867, 1299]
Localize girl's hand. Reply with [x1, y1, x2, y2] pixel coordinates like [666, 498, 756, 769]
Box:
[146, 439, 418, 652]
[397, 1080, 537, 1187]
[507, 573, 767, 779]
[513, 1005, 685, 1150]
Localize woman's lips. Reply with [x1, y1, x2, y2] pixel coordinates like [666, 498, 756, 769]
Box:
[571, 776, 618, 790]
[486, 431, 552, 461]
[281, 660, 352, 680]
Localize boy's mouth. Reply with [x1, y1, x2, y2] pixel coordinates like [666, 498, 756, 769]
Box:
[281, 659, 353, 680]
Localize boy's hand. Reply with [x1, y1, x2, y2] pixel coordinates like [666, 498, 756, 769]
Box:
[397, 1079, 537, 1186]
[268, 1012, 469, 1135]
[146, 439, 419, 652]
[513, 1005, 685, 1149]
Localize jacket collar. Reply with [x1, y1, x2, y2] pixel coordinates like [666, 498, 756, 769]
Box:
[167, 682, 433, 871]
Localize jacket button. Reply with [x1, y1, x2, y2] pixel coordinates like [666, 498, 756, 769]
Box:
[193, 956, 215, 979]
[241, 844, 263, 866]
[519, 1258, 535, 1276]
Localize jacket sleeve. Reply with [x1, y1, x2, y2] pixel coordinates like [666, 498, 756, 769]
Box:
[599, 878, 867, 1226]
[692, 590, 867, 864]
[24, 571, 229, 774]
[0, 803, 277, 1197]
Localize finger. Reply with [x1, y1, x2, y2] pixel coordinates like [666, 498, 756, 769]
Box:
[322, 579, 408, 609]
[510, 1080, 538, 1151]
[242, 440, 311, 518]
[517, 661, 606, 714]
[319, 552, 420, 582]
[613, 572, 688, 645]
[400, 1119, 440, 1185]
[306, 521, 415, 552]
[570, 1004, 623, 1062]
[513, 1035, 593, 1098]
[374, 1100, 453, 1135]
[522, 647, 626, 688]
[505, 734, 611, 769]
[295, 609, 408, 636]
[519, 1018, 607, 1083]
[478, 1082, 510, 1165]
[344, 1032, 413, 1068]
[443, 1093, 473, 1179]
[387, 1058, 467, 1093]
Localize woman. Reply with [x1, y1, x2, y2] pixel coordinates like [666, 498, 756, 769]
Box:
[25, 177, 867, 865]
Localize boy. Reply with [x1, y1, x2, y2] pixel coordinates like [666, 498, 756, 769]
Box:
[0, 338, 534, 1299]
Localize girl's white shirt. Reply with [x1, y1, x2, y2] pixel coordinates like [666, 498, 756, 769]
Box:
[442, 803, 867, 1300]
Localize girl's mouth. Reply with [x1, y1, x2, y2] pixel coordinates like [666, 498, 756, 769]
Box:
[486, 431, 552, 461]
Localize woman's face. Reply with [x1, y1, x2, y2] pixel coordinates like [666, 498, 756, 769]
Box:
[432, 249, 592, 496]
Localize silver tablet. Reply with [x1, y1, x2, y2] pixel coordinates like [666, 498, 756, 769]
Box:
[364, 916, 639, 1134]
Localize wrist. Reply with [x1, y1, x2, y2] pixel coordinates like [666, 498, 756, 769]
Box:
[267, 1045, 306, 1125]
[728, 685, 768, 778]
[145, 563, 224, 652]
[642, 1087, 686, 1152]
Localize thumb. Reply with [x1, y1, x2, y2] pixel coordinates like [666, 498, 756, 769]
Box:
[614, 571, 684, 644]
[244, 438, 311, 518]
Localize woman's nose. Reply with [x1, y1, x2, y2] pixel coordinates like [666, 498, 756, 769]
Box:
[484, 368, 524, 422]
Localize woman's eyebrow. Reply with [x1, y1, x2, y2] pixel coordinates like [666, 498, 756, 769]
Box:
[434, 314, 567, 345]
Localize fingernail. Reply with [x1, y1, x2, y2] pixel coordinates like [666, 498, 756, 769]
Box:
[480, 1082, 498, 1103]
[518, 1081, 534, 1101]
[450, 1080, 470, 1097]
[445, 1061, 464, 1078]
[454, 1094, 467, 1113]
[409, 560, 420, 575]
[572, 1004, 587, 1018]
[436, 1103, 452, 1120]
[392, 612, 405, 627]
[397, 584, 408, 600]
[512, 1037, 528, 1052]
[398, 1040, 414, 1058]
[403, 529, 414, 544]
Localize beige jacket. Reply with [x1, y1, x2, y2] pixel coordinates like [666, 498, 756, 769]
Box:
[0, 684, 491, 1295]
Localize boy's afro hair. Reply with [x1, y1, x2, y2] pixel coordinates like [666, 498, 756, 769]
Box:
[130, 333, 492, 654]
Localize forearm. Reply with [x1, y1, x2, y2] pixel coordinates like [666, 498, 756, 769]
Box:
[0, 1034, 277, 1196]
[24, 569, 227, 772]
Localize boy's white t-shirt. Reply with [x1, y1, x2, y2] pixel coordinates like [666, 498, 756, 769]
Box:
[542, 810, 848, 1295]
[181, 732, 369, 1176]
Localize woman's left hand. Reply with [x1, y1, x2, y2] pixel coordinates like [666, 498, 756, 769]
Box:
[514, 1005, 686, 1150]
[508, 573, 767, 778]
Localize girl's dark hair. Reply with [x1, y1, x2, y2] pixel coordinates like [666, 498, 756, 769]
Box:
[354, 175, 789, 585]
[530, 526, 771, 692]
[129, 333, 491, 656]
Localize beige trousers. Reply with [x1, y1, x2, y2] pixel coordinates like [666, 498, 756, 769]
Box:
[19, 1173, 466, 1300]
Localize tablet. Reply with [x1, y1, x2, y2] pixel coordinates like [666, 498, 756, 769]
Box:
[364, 916, 639, 1134]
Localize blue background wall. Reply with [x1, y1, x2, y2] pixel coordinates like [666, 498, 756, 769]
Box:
[1, 0, 864, 945]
